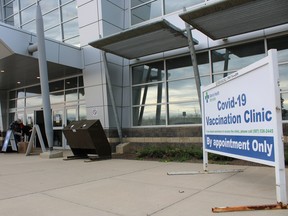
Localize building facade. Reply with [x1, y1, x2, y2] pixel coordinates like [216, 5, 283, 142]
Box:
[0, 0, 287, 150]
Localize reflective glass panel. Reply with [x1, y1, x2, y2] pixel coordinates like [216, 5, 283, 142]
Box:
[26, 85, 41, 97]
[131, 0, 151, 7]
[4, 1, 18, 17]
[26, 96, 42, 107]
[131, 0, 161, 25]
[66, 108, 77, 125]
[132, 83, 165, 105]
[9, 100, 16, 109]
[9, 91, 16, 99]
[212, 40, 265, 73]
[79, 76, 84, 87]
[64, 36, 80, 47]
[45, 25, 61, 41]
[5, 15, 20, 26]
[50, 92, 64, 104]
[166, 53, 210, 80]
[21, 4, 36, 24]
[16, 99, 25, 108]
[65, 89, 78, 102]
[132, 61, 164, 85]
[26, 111, 34, 127]
[39, 0, 58, 14]
[164, 0, 204, 14]
[281, 92, 288, 120]
[53, 110, 63, 127]
[79, 105, 87, 120]
[61, 1, 77, 22]
[63, 19, 79, 39]
[53, 130, 62, 147]
[79, 88, 85, 100]
[65, 77, 78, 89]
[22, 20, 36, 33]
[17, 89, 25, 98]
[19, 0, 35, 9]
[43, 9, 60, 30]
[49, 80, 64, 92]
[167, 78, 197, 102]
[267, 35, 288, 63]
[168, 102, 201, 125]
[279, 64, 288, 91]
[133, 104, 166, 126]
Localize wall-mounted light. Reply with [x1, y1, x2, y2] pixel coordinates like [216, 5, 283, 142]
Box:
[17, 81, 21, 84]
[0, 70, 4, 73]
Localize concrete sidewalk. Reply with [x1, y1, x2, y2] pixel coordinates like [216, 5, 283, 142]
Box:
[0, 151, 287, 216]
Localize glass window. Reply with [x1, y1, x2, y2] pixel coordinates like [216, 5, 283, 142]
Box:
[212, 40, 265, 74]
[39, 0, 59, 14]
[66, 108, 77, 125]
[17, 89, 25, 98]
[64, 36, 80, 47]
[49, 80, 64, 92]
[279, 64, 288, 91]
[53, 130, 63, 147]
[132, 83, 165, 105]
[131, 0, 151, 7]
[4, 1, 18, 17]
[132, 61, 164, 85]
[22, 20, 36, 33]
[131, 0, 162, 25]
[21, 4, 36, 24]
[4, 15, 20, 26]
[16, 99, 25, 108]
[133, 104, 166, 126]
[19, 0, 35, 9]
[168, 102, 201, 125]
[60, 0, 73, 5]
[79, 76, 84, 87]
[166, 53, 210, 80]
[26, 96, 42, 107]
[281, 92, 288, 120]
[164, 0, 204, 14]
[61, 1, 77, 22]
[26, 85, 41, 97]
[50, 92, 64, 104]
[79, 88, 85, 100]
[267, 35, 288, 63]
[43, 9, 60, 30]
[9, 90, 16, 99]
[9, 100, 16, 109]
[65, 77, 78, 89]
[167, 79, 197, 102]
[79, 105, 87, 120]
[63, 18, 79, 40]
[45, 25, 61, 41]
[65, 89, 78, 102]
[53, 110, 63, 127]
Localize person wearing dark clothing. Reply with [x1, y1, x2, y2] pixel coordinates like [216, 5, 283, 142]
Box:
[9, 119, 23, 144]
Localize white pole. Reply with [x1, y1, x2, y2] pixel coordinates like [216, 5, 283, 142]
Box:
[36, 5, 53, 151]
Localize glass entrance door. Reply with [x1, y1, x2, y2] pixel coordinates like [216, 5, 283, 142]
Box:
[64, 107, 77, 149]
[53, 109, 64, 148]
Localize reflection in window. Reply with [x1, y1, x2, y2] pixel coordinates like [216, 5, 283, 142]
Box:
[267, 35, 288, 63]
[17, 98, 25, 108]
[167, 79, 197, 102]
[53, 110, 63, 127]
[40, 0, 58, 14]
[65, 89, 78, 102]
[168, 102, 201, 125]
[53, 130, 62, 147]
[279, 64, 288, 91]
[43, 9, 60, 30]
[61, 1, 77, 22]
[65, 77, 78, 89]
[79, 105, 87, 120]
[26, 96, 42, 107]
[133, 83, 165, 105]
[26, 85, 41, 97]
[20, 4, 36, 24]
[45, 25, 61, 41]
[50, 80, 64, 92]
[50, 92, 64, 104]
[133, 105, 165, 126]
[132, 61, 164, 85]
[281, 92, 288, 120]
[63, 19, 79, 40]
[131, 0, 162, 25]
[164, 0, 204, 14]
[79, 88, 85, 100]
[212, 40, 265, 74]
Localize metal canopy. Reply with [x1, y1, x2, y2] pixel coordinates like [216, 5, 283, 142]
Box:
[89, 19, 198, 59]
[179, 0, 288, 40]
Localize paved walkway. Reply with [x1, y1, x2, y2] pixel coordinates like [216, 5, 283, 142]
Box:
[0, 151, 287, 216]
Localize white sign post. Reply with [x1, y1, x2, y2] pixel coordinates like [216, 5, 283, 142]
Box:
[202, 49, 287, 211]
